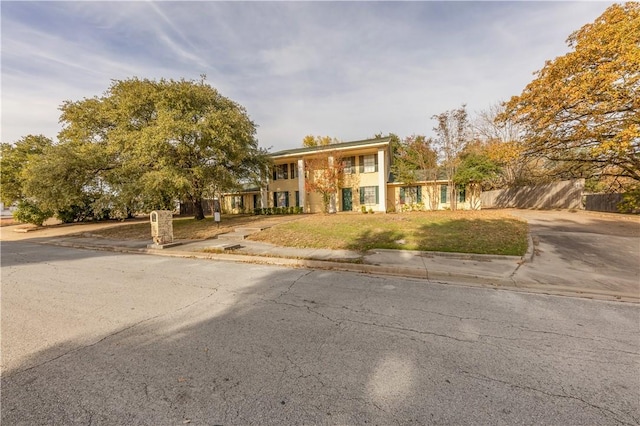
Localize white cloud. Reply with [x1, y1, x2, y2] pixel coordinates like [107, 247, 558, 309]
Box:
[1, 1, 613, 150]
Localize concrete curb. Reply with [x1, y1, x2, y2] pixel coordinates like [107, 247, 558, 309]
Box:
[41, 239, 639, 304]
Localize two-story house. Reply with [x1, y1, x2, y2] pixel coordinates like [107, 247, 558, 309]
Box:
[219, 137, 480, 214]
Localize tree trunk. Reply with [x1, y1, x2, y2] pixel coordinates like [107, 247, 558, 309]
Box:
[193, 198, 205, 220]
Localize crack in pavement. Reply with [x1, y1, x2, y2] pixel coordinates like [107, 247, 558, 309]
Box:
[461, 369, 637, 425]
[4, 289, 219, 378]
[277, 270, 314, 299]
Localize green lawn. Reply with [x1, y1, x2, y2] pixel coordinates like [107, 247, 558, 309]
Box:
[93, 210, 529, 256]
[249, 210, 529, 256]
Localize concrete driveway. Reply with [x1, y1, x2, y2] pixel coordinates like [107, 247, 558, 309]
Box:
[510, 210, 640, 296]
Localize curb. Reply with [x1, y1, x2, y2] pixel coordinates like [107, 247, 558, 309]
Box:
[40, 240, 639, 304]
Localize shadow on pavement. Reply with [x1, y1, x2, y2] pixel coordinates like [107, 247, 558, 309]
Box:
[2, 255, 638, 425]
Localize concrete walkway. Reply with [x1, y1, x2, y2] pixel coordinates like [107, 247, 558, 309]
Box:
[2, 210, 638, 303]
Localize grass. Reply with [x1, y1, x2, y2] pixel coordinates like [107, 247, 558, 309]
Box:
[92, 215, 293, 240]
[92, 210, 529, 256]
[249, 210, 529, 256]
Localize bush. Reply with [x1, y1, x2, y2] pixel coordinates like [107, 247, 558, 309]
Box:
[361, 205, 368, 213]
[14, 200, 52, 226]
[618, 187, 640, 214]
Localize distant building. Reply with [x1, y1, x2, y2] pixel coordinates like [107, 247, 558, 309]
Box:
[0, 202, 16, 217]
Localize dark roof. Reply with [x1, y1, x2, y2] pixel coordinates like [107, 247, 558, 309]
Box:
[270, 137, 392, 159]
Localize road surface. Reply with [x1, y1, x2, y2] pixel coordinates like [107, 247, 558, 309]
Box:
[2, 241, 639, 425]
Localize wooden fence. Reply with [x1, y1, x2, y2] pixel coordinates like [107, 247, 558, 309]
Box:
[480, 180, 585, 210]
[584, 193, 623, 213]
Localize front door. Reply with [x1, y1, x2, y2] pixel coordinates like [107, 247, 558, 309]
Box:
[341, 188, 352, 211]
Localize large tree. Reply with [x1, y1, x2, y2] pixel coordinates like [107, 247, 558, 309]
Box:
[47, 77, 269, 220]
[500, 3, 640, 184]
[0, 135, 52, 206]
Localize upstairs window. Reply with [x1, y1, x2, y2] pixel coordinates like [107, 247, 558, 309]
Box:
[343, 156, 356, 174]
[359, 154, 378, 173]
[272, 164, 288, 180]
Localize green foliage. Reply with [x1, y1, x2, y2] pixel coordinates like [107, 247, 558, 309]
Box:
[391, 135, 438, 185]
[13, 200, 52, 226]
[454, 152, 501, 188]
[37, 76, 270, 221]
[361, 205, 368, 214]
[0, 135, 53, 206]
[618, 185, 640, 213]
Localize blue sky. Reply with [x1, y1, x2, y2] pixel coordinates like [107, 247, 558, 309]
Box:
[1, 1, 612, 152]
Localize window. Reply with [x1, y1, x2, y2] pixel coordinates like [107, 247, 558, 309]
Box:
[272, 164, 288, 180]
[273, 191, 289, 208]
[400, 186, 422, 204]
[231, 195, 243, 209]
[458, 187, 466, 203]
[343, 156, 356, 174]
[290, 163, 296, 179]
[295, 191, 300, 207]
[359, 154, 378, 173]
[440, 185, 448, 204]
[359, 186, 379, 205]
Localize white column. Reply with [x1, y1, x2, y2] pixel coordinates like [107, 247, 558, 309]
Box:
[328, 155, 337, 213]
[378, 148, 387, 212]
[297, 159, 305, 211]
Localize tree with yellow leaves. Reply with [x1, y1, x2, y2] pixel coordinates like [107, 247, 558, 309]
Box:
[500, 2, 639, 183]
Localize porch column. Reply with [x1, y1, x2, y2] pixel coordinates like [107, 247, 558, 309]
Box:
[328, 155, 337, 213]
[261, 179, 268, 208]
[297, 159, 306, 211]
[377, 148, 387, 212]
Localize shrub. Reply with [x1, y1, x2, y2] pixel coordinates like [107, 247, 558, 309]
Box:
[361, 205, 368, 213]
[618, 186, 640, 214]
[14, 200, 52, 226]
[368, 208, 374, 214]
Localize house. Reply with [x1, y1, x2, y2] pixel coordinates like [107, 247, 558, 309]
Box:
[217, 137, 480, 214]
[267, 137, 393, 213]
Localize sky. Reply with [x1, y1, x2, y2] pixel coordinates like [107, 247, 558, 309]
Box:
[1, 1, 613, 152]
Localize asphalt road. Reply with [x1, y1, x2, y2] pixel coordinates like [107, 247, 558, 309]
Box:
[2, 241, 639, 425]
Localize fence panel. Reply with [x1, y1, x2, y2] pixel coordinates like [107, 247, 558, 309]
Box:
[584, 193, 623, 213]
[480, 179, 585, 209]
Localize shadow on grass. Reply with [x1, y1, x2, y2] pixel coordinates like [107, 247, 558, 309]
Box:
[412, 218, 528, 256]
[344, 229, 406, 252]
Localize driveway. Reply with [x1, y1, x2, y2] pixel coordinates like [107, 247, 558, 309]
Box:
[510, 210, 640, 296]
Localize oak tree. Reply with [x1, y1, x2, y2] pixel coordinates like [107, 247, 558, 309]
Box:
[53, 77, 268, 220]
[500, 3, 640, 184]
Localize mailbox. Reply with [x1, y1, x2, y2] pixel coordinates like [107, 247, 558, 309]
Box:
[150, 210, 174, 245]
